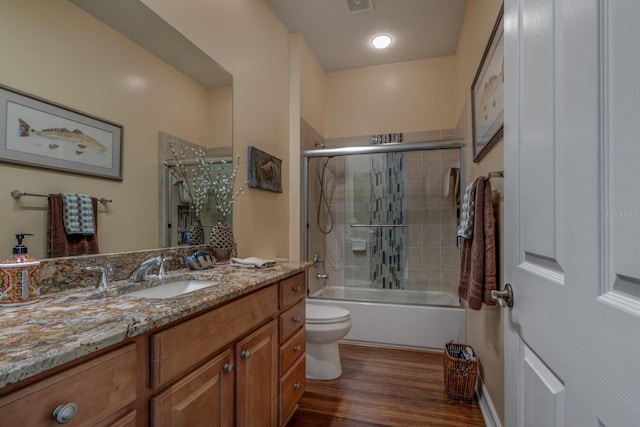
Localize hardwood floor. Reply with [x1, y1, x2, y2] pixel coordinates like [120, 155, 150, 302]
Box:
[287, 343, 486, 427]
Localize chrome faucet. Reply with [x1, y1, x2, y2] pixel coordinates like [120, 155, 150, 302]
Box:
[86, 264, 114, 289]
[129, 256, 161, 282]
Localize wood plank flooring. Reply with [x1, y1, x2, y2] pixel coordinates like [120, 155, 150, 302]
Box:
[287, 343, 486, 427]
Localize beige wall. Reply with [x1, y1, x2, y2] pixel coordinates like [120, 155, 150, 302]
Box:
[143, 0, 292, 260]
[0, 0, 212, 260]
[454, 0, 505, 424]
[208, 86, 233, 148]
[300, 37, 326, 137]
[324, 56, 457, 139]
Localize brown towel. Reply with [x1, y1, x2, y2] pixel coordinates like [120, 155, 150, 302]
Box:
[47, 194, 99, 258]
[458, 178, 497, 310]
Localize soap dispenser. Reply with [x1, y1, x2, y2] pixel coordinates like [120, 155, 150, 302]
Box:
[0, 233, 40, 306]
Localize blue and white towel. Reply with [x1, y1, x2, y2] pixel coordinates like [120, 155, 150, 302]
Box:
[61, 193, 95, 235]
[457, 179, 479, 239]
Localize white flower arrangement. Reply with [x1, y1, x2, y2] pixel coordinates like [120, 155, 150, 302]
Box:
[201, 155, 247, 221]
[166, 143, 246, 221]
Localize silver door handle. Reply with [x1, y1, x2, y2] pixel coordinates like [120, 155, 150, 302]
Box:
[491, 283, 514, 308]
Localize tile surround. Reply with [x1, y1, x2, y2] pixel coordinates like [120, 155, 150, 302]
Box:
[303, 119, 462, 296]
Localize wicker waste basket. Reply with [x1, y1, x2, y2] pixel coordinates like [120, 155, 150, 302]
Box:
[443, 342, 478, 403]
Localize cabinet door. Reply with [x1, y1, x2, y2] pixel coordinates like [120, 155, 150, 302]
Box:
[152, 349, 234, 427]
[235, 320, 278, 427]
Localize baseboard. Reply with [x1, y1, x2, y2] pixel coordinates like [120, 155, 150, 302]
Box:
[476, 377, 502, 427]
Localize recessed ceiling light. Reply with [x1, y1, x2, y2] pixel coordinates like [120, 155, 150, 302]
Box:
[371, 34, 392, 49]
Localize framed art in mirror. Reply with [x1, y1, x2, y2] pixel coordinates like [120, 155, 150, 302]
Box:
[248, 146, 282, 193]
[0, 84, 123, 180]
[471, 5, 504, 163]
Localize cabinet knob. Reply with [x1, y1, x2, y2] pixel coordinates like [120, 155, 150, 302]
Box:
[293, 316, 301, 324]
[241, 350, 251, 359]
[293, 345, 302, 352]
[293, 285, 301, 293]
[293, 382, 301, 390]
[52, 402, 78, 424]
[224, 362, 234, 373]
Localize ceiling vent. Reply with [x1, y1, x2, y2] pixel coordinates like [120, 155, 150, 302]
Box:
[344, 0, 373, 14]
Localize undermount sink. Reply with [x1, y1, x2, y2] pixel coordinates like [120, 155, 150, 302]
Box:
[125, 280, 221, 299]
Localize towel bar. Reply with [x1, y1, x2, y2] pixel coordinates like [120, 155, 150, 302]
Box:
[11, 190, 112, 204]
[350, 224, 408, 228]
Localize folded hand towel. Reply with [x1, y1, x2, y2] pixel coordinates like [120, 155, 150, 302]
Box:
[230, 257, 277, 269]
[61, 193, 95, 235]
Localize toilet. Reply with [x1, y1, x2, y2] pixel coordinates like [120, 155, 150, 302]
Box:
[305, 302, 352, 380]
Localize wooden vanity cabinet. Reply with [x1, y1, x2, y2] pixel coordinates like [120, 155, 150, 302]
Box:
[150, 285, 278, 427]
[0, 270, 308, 427]
[151, 349, 234, 426]
[151, 318, 280, 427]
[0, 344, 137, 427]
[277, 272, 306, 426]
[235, 320, 278, 426]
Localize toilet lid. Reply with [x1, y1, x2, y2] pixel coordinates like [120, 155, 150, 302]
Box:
[306, 303, 351, 324]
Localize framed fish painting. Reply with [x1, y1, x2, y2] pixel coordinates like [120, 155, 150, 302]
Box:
[471, 5, 504, 163]
[0, 84, 123, 180]
[247, 146, 282, 193]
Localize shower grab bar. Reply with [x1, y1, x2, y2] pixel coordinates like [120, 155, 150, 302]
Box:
[350, 224, 408, 228]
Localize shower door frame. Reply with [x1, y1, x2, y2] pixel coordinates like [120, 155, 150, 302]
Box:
[301, 139, 467, 268]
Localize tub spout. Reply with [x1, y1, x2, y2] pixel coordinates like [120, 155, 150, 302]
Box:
[316, 274, 329, 280]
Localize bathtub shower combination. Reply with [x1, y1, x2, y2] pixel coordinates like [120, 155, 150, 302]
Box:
[303, 140, 467, 350]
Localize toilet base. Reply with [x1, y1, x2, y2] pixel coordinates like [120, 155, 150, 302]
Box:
[306, 341, 343, 380]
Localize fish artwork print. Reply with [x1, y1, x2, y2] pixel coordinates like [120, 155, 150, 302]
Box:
[18, 118, 107, 155]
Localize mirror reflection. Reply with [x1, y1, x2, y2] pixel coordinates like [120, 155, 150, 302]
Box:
[2, 0, 233, 258]
[159, 135, 233, 247]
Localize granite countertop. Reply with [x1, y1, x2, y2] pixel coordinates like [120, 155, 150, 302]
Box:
[0, 261, 310, 389]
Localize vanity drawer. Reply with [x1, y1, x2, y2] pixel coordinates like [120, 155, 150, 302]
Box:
[151, 284, 277, 389]
[279, 299, 305, 344]
[279, 354, 305, 426]
[0, 344, 137, 427]
[280, 327, 305, 375]
[279, 272, 306, 309]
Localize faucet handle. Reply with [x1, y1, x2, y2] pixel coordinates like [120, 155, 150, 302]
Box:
[313, 253, 324, 268]
[85, 265, 111, 289]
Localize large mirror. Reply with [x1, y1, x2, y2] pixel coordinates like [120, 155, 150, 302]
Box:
[1, 0, 233, 258]
[70, 0, 234, 252]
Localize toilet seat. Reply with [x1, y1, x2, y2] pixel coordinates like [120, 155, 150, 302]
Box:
[306, 303, 350, 324]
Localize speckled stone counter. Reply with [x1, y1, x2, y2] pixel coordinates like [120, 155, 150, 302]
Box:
[0, 261, 310, 389]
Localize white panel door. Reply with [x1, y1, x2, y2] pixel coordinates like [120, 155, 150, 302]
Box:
[504, 0, 640, 425]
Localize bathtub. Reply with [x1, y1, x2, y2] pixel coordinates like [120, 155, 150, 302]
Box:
[309, 286, 466, 350]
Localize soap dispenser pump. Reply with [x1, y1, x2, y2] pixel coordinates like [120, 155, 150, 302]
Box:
[0, 233, 40, 306]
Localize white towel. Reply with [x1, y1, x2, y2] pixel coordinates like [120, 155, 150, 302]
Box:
[230, 257, 277, 269]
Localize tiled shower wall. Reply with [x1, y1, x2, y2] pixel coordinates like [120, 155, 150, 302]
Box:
[303, 119, 462, 296]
